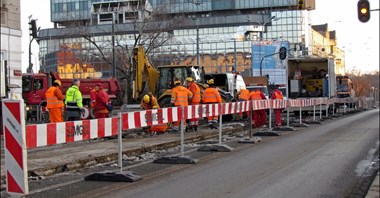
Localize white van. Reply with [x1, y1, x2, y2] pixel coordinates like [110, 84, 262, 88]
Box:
[204, 73, 246, 100]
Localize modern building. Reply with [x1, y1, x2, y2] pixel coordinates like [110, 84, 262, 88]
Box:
[38, 0, 344, 80]
[0, 0, 22, 98]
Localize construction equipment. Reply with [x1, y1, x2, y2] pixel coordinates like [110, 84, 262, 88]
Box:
[131, 45, 232, 108]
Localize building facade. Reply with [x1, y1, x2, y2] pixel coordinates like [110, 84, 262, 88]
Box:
[38, 0, 345, 80]
[0, 0, 22, 98]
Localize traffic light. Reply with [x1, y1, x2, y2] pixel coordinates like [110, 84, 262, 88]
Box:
[29, 19, 37, 38]
[279, 47, 287, 60]
[357, 0, 370, 23]
[297, 0, 304, 10]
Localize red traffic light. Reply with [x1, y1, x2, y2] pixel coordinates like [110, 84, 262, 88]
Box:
[357, 0, 370, 23]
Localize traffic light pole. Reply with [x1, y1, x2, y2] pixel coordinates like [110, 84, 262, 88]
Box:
[259, 47, 287, 76]
[27, 38, 34, 73]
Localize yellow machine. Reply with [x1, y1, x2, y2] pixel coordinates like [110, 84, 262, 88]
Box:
[132, 45, 230, 108]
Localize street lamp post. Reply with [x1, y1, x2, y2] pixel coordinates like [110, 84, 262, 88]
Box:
[112, 13, 116, 78]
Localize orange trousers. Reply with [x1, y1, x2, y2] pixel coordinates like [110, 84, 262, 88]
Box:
[48, 108, 63, 123]
[149, 124, 168, 133]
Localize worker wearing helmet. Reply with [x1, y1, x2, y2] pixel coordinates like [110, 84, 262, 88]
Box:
[237, 88, 250, 119]
[202, 78, 222, 129]
[186, 77, 201, 132]
[148, 105, 168, 135]
[140, 92, 158, 110]
[170, 78, 193, 133]
[249, 88, 267, 128]
[45, 80, 64, 123]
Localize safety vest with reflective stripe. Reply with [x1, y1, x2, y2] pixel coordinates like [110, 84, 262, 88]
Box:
[249, 91, 262, 100]
[46, 86, 64, 108]
[65, 85, 83, 108]
[171, 85, 193, 106]
[202, 87, 222, 103]
[188, 82, 201, 104]
[239, 89, 250, 101]
[274, 91, 284, 99]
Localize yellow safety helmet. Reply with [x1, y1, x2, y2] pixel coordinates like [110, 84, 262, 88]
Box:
[207, 79, 214, 85]
[54, 80, 62, 86]
[186, 77, 193, 82]
[152, 105, 159, 109]
[143, 95, 150, 104]
[174, 80, 181, 85]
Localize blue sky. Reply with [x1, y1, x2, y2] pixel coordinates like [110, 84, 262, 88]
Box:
[20, 0, 379, 74]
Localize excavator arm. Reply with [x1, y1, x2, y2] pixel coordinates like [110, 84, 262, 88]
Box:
[132, 46, 160, 100]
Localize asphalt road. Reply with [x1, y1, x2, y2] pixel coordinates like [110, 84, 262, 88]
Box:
[24, 109, 379, 198]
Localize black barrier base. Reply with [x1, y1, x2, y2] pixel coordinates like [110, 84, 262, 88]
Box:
[291, 123, 310, 127]
[253, 130, 280, 136]
[197, 144, 234, 152]
[84, 171, 142, 182]
[272, 126, 297, 131]
[153, 156, 199, 164]
[303, 120, 322, 124]
[238, 137, 263, 144]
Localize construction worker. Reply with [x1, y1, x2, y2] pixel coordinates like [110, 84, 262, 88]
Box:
[45, 80, 64, 123]
[186, 77, 201, 131]
[93, 83, 111, 119]
[249, 88, 267, 128]
[170, 79, 193, 133]
[65, 79, 84, 121]
[148, 105, 168, 135]
[237, 88, 250, 120]
[202, 79, 222, 129]
[140, 92, 159, 110]
[271, 88, 284, 127]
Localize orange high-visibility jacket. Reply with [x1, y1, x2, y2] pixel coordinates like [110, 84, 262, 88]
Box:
[171, 85, 193, 106]
[238, 89, 250, 101]
[272, 90, 284, 99]
[46, 86, 64, 109]
[90, 88, 97, 107]
[140, 95, 159, 110]
[249, 91, 262, 100]
[188, 82, 201, 104]
[202, 87, 222, 103]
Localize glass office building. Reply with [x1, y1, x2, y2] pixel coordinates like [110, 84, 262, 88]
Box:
[39, 0, 316, 79]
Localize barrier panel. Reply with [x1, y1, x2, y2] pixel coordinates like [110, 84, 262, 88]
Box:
[25, 118, 118, 148]
[184, 103, 221, 119]
[2, 99, 29, 195]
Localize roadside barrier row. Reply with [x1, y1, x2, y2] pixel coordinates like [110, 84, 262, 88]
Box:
[2, 96, 374, 195]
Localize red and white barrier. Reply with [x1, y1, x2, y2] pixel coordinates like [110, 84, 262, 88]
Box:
[221, 101, 250, 115]
[26, 117, 118, 148]
[121, 107, 182, 130]
[252, 100, 270, 110]
[270, 99, 287, 109]
[2, 100, 29, 195]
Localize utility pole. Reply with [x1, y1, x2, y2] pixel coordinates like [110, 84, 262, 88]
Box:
[112, 12, 116, 78]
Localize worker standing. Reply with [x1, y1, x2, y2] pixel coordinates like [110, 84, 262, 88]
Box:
[170, 79, 193, 133]
[186, 77, 201, 131]
[237, 88, 250, 120]
[270, 88, 284, 127]
[202, 79, 222, 129]
[45, 80, 64, 123]
[93, 83, 111, 119]
[249, 88, 267, 128]
[65, 79, 84, 121]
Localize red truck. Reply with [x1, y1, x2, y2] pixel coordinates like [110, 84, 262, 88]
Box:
[22, 72, 121, 123]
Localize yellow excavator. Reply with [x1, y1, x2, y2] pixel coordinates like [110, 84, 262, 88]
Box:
[131, 45, 232, 108]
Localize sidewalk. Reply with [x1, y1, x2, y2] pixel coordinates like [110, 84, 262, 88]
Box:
[366, 171, 379, 198]
[1, 124, 246, 189]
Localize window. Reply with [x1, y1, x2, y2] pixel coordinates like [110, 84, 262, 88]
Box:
[67, 2, 76, 11]
[79, 1, 88, 10]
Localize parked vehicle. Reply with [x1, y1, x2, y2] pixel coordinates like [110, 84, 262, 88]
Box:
[21, 72, 121, 122]
[287, 57, 336, 115]
[243, 76, 269, 99]
[203, 73, 246, 101]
